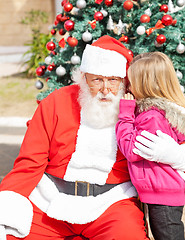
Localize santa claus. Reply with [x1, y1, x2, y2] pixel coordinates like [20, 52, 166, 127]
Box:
[0, 36, 149, 240]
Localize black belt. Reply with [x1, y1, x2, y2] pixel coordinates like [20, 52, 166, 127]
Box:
[46, 173, 118, 197]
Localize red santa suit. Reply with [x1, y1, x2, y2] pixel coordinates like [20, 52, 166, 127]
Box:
[0, 35, 149, 239]
[0, 85, 149, 239]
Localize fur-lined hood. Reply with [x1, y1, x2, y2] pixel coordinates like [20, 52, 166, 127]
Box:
[136, 98, 185, 136]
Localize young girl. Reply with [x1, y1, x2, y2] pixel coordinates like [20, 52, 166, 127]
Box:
[116, 52, 185, 240]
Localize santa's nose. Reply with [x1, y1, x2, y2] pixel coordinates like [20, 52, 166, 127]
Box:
[100, 82, 110, 95]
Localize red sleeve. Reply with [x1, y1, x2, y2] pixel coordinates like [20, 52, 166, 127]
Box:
[116, 99, 170, 163]
[0, 95, 56, 197]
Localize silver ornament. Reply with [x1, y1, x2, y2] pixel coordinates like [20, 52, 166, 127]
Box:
[144, 8, 152, 16]
[82, 30, 92, 42]
[100, 8, 108, 17]
[136, 26, 146, 35]
[76, 0, 86, 9]
[180, 85, 184, 93]
[154, 40, 163, 48]
[107, 15, 114, 30]
[71, 54, 81, 65]
[35, 80, 44, 90]
[177, 0, 185, 7]
[71, 7, 80, 15]
[176, 70, 183, 80]
[115, 19, 124, 35]
[56, 66, 66, 76]
[45, 56, 52, 65]
[176, 42, 185, 54]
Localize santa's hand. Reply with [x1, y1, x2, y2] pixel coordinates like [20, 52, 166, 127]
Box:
[133, 130, 185, 171]
[0, 225, 6, 240]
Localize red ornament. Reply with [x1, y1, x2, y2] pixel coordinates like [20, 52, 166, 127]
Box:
[46, 77, 50, 82]
[119, 35, 129, 43]
[59, 28, 66, 35]
[59, 38, 66, 48]
[123, 0, 133, 10]
[36, 99, 41, 104]
[104, 0, 113, 7]
[67, 36, 78, 47]
[41, 65, 46, 71]
[61, 16, 70, 22]
[54, 20, 59, 26]
[95, 0, 104, 4]
[161, 15, 173, 26]
[94, 12, 104, 21]
[159, 4, 168, 13]
[140, 14, 150, 23]
[51, 29, 56, 35]
[56, 14, 63, 22]
[64, 20, 75, 31]
[63, 2, 73, 12]
[36, 67, 45, 76]
[61, 0, 68, 6]
[156, 34, 166, 44]
[46, 41, 56, 51]
[128, 50, 134, 57]
[50, 51, 57, 55]
[47, 63, 56, 71]
[172, 19, 177, 26]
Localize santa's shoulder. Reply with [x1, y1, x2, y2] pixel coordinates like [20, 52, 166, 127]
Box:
[42, 84, 80, 104]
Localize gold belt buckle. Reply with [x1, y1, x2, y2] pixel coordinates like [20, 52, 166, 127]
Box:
[75, 181, 90, 196]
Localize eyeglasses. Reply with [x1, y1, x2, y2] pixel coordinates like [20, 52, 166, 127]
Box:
[87, 78, 123, 90]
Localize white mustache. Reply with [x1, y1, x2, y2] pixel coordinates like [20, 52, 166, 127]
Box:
[96, 92, 115, 101]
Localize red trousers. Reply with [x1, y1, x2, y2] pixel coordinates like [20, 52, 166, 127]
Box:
[7, 198, 149, 240]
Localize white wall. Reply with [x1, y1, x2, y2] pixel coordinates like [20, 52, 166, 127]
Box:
[55, 0, 63, 14]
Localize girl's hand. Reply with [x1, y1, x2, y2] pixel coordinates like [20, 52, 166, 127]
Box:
[123, 93, 134, 100]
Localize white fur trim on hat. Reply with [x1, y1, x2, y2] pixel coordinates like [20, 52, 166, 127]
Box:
[80, 45, 127, 78]
[0, 191, 33, 238]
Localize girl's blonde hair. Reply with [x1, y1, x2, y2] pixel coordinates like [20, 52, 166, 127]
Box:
[128, 51, 185, 108]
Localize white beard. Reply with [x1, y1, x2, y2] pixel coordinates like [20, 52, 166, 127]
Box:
[72, 68, 125, 129]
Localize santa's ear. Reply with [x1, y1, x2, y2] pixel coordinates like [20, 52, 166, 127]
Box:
[124, 76, 130, 93]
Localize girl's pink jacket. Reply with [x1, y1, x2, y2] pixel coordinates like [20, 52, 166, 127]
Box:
[116, 98, 185, 206]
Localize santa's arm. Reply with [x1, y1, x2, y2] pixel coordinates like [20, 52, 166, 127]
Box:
[133, 130, 185, 171]
[0, 93, 56, 238]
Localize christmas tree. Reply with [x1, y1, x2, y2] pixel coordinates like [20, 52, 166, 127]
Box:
[35, 0, 185, 101]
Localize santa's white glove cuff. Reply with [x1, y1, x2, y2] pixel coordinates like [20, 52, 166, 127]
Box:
[0, 191, 33, 238]
[134, 130, 185, 171]
[170, 144, 185, 171]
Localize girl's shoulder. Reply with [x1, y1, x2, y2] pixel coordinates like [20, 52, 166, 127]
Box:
[136, 98, 185, 142]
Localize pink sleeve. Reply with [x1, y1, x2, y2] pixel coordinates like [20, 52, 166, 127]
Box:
[116, 99, 170, 162]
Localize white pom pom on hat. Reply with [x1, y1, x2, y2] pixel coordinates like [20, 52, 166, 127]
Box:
[80, 35, 133, 78]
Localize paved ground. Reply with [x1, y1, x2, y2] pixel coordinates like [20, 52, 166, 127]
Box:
[0, 125, 27, 182]
[0, 47, 29, 182]
[0, 144, 21, 182]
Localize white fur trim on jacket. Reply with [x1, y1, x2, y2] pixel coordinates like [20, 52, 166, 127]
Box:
[29, 174, 137, 224]
[80, 44, 127, 78]
[64, 122, 118, 185]
[137, 98, 185, 135]
[0, 191, 33, 238]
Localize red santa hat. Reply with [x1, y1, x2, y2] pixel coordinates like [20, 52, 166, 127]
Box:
[80, 35, 133, 78]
